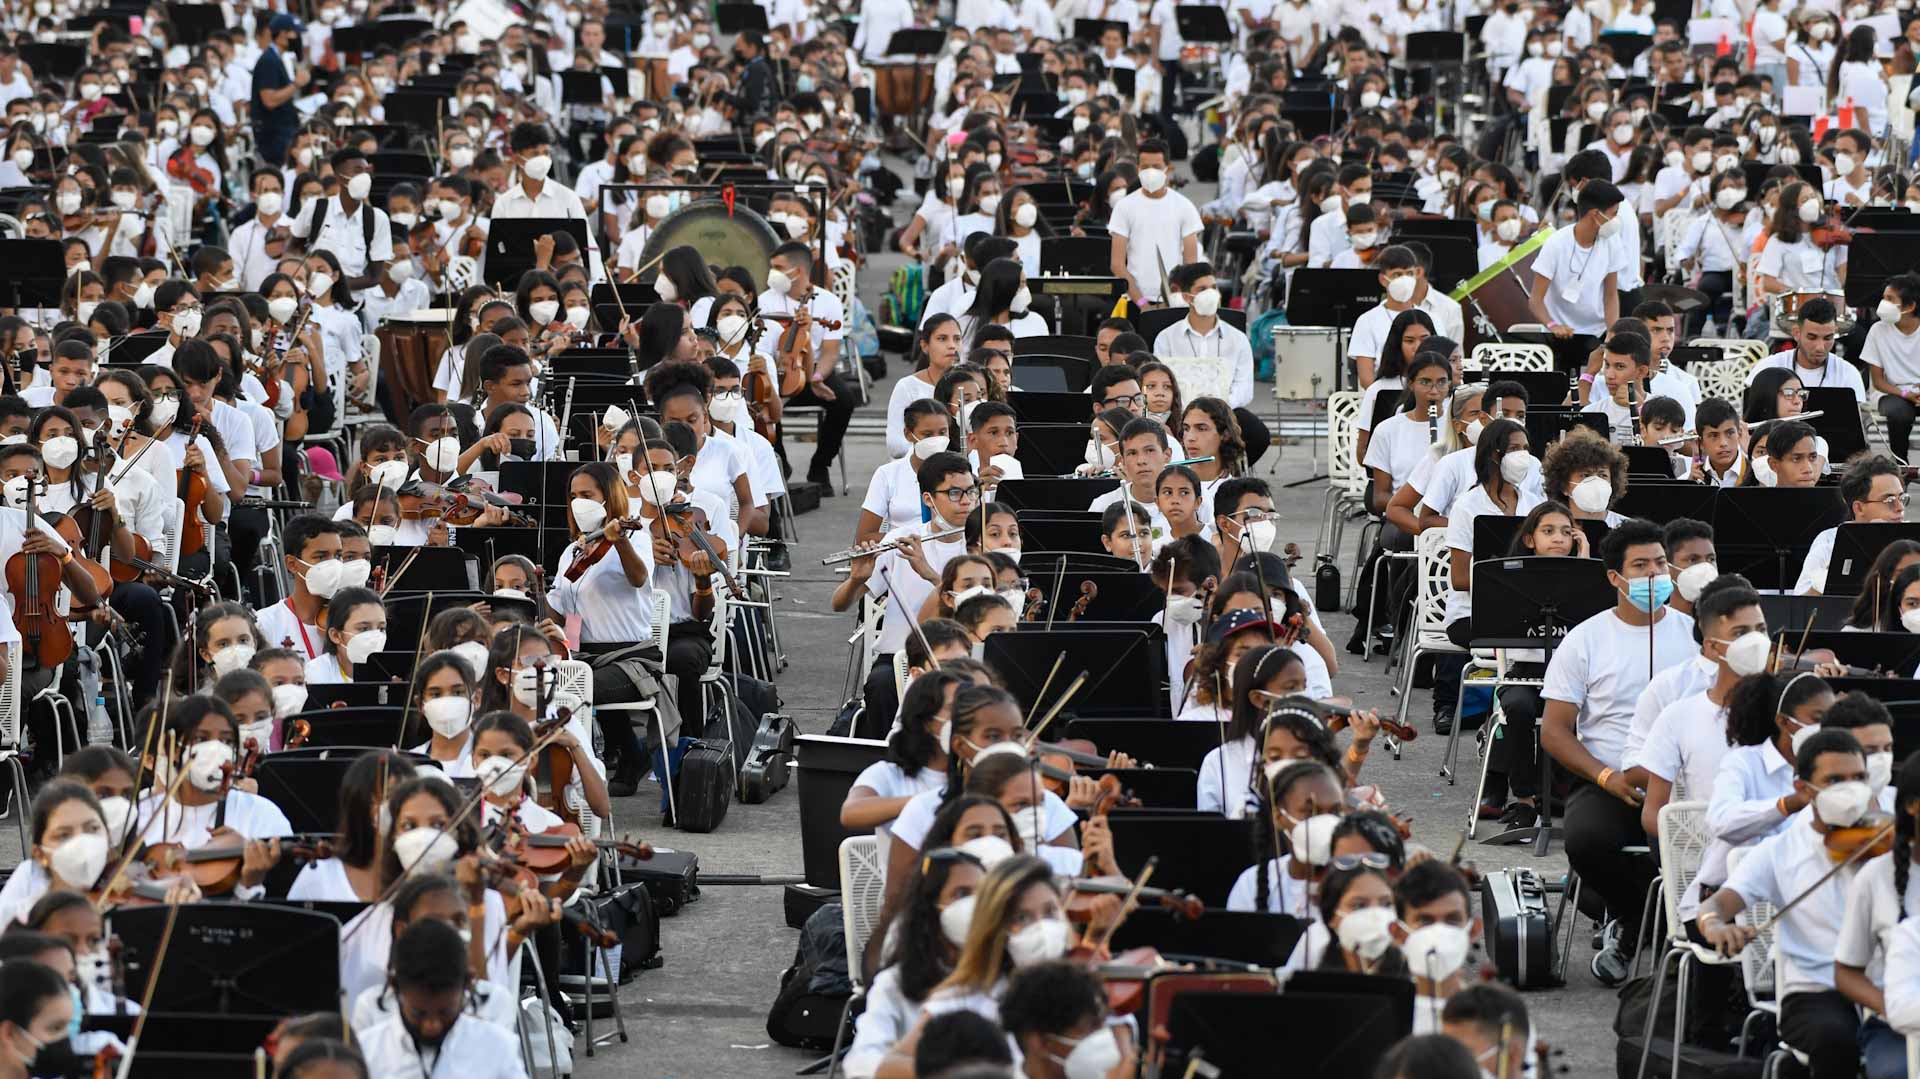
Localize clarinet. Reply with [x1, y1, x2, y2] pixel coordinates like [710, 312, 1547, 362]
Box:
[1628, 379, 1640, 439]
[1427, 403, 1439, 444]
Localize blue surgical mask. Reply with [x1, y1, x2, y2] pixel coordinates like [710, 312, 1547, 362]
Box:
[1623, 573, 1675, 612]
[67, 982, 82, 1037]
[796, 73, 816, 92]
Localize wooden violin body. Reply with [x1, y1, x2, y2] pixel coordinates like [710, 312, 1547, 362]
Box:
[8, 482, 74, 668]
[175, 414, 209, 559]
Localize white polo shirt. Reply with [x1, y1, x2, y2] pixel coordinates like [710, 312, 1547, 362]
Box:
[1152, 317, 1255, 410]
[288, 195, 393, 279]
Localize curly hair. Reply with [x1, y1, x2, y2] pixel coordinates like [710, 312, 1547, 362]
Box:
[643, 358, 713, 407]
[1540, 428, 1626, 507]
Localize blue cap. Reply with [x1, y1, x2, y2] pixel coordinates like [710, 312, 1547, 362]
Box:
[268, 13, 304, 33]
[1205, 607, 1284, 645]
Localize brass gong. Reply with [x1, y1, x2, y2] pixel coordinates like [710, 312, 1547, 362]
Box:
[636, 199, 781, 282]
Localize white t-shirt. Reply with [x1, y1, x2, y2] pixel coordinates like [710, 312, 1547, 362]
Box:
[1108, 189, 1203, 303]
[1541, 608, 1701, 771]
[861, 455, 928, 534]
[1756, 235, 1846, 293]
[1723, 811, 1853, 996]
[1531, 226, 1615, 335]
[1834, 854, 1920, 990]
[1444, 485, 1542, 623]
[1863, 321, 1920, 399]
[866, 522, 969, 654]
[887, 784, 1076, 860]
[1225, 856, 1313, 916]
[1751, 7, 1788, 64]
[886, 374, 937, 459]
[1363, 411, 1441, 493]
[1632, 690, 1731, 918]
[849, 759, 947, 844]
[1409, 447, 1476, 518]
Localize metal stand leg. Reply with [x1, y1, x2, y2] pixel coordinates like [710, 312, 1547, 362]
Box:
[521, 941, 565, 1077]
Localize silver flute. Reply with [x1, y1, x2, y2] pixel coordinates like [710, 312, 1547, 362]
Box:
[821, 527, 967, 565]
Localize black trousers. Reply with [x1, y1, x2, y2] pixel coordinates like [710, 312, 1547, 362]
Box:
[1685, 271, 1735, 339]
[108, 583, 169, 713]
[784, 372, 859, 478]
[1232, 407, 1271, 469]
[857, 653, 900, 742]
[1778, 989, 1860, 1079]
[592, 620, 714, 756]
[1880, 395, 1917, 461]
[1565, 781, 1657, 938]
[229, 506, 271, 606]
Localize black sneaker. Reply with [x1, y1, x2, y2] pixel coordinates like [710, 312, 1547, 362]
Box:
[1432, 711, 1453, 736]
[1591, 942, 1632, 987]
[1497, 801, 1540, 829]
[808, 468, 835, 493]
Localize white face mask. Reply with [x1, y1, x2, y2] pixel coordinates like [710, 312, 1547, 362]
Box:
[345, 172, 373, 200]
[185, 739, 235, 792]
[1010, 286, 1032, 315]
[448, 146, 476, 170]
[956, 834, 1014, 870]
[41, 436, 78, 470]
[766, 268, 793, 295]
[271, 682, 309, 719]
[1597, 211, 1624, 239]
[1799, 200, 1822, 223]
[451, 640, 491, 681]
[571, 496, 608, 534]
[911, 434, 950, 461]
[1570, 475, 1612, 514]
[267, 296, 300, 324]
[1190, 287, 1222, 317]
[49, 831, 108, 888]
[209, 643, 256, 676]
[1902, 607, 1920, 634]
[368, 459, 409, 491]
[1084, 438, 1116, 470]
[344, 629, 388, 664]
[1789, 720, 1822, 756]
[393, 826, 458, 874]
[239, 717, 274, 750]
[709, 392, 744, 424]
[521, 154, 553, 181]
[422, 437, 462, 475]
[1718, 630, 1770, 677]
[1714, 187, 1747, 211]
[97, 796, 134, 845]
[938, 894, 978, 945]
[1138, 167, 1168, 193]
[1052, 1027, 1126, 1079]
[1878, 299, 1907, 324]
[476, 753, 529, 797]
[977, 194, 1001, 215]
[636, 470, 679, 506]
[1813, 779, 1874, 827]
[54, 192, 82, 215]
[1166, 594, 1206, 625]
[1005, 917, 1072, 965]
[1401, 922, 1472, 981]
[1500, 450, 1539, 484]
[1675, 560, 1720, 601]
[307, 272, 334, 298]
[511, 664, 550, 707]
[423, 696, 472, 739]
[1611, 122, 1635, 144]
[1385, 276, 1417, 304]
[1014, 202, 1038, 228]
[1286, 813, 1341, 867]
[1780, 146, 1802, 165]
[1336, 904, 1398, 961]
[528, 300, 560, 325]
[654, 275, 679, 302]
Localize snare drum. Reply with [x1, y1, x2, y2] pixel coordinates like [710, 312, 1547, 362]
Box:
[1271, 325, 1344, 401]
[874, 64, 935, 117]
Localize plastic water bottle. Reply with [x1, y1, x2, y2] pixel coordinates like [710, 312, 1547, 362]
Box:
[87, 694, 112, 747]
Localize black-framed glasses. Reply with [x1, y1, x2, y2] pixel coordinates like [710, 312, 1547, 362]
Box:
[1104, 393, 1148, 407]
[933, 485, 980, 502]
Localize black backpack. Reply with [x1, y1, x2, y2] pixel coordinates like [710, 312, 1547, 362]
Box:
[766, 903, 854, 1051]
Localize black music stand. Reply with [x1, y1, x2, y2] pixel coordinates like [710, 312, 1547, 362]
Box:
[372, 544, 479, 592]
[1064, 718, 1225, 771]
[1802, 387, 1867, 464]
[1757, 594, 1854, 634]
[1624, 446, 1679, 478]
[380, 591, 496, 649]
[286, 707, 409, 748]
[1031, 569, 1166, 623]
[1134, 306, 1247, 343]
[1714, 488, 1845, 590]
[992, 478, 1119, 512]
[1786, 631, 1920, 676]
[482, 218, 592, 289]
[254, 748, 435, 832]
[1469, 556, 1615, 854]
[1012, 355, 1092, 395]
[1461, 368, 1572, 406]
[1286, 270, 1382, 393]
[109, 903, 341, 1013]
[1156, 975, 1412, 1078]
[1012, 423, 1099, 476]
[1519, 407, 1608, 455]
[455, 525, 578, 577]
[0, 240, 67, 313]
[989, 628, 1167, 717]
[1108, 816, 1251, 905]
[1826, 523, 1920, 595]
[1040, 237, 1111, 277]
[1109, 909, 1304, 965]
[303, 683, 392, 709]
[1084, 766, 1197, 807]
[1473, 515, 1610, 557]
[1006, 391, 1094, 426]
[1015, 512, 1107, 553]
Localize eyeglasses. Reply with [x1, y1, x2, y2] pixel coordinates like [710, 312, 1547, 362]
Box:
[1412, 377, 1451, 391]
[1866, 493, 1912, 509]
[934, 485, 980, 502]
[1330, 852, 1392, 871]
[1104, 393, 1148, 407]
[1779, 387, 1809, 399]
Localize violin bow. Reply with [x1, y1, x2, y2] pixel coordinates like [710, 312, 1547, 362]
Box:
[1087, 857, 1157, 957]
[1759, 819, 1892, 932]
[1023, 654, 1067, 736]
[1044, 557, 1067, 630]
[395, 590, 437, 747]
[1023, 670, 1088, 748]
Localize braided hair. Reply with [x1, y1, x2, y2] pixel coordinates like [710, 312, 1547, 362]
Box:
[1895, 752, 1920, 922]
[938, 685, 1021, 801]
[1248, 760, 1341, 914]
[1724, 671, 1831, 748]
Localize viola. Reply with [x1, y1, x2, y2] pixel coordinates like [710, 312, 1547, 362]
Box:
[531, 695, 582, 829]
[175, 412, 210, 559]
[562, 514, 650, 582]
[1067, 580, 1097, 621]
[8, 480, 75, 668]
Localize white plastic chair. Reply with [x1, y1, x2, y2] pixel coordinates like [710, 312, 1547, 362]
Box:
[1473, 343, 1555, 372]
[0, 645, 27, 851]
[344, 334, 384, 426]
[1635, 801, 1729, 1079]
[593, 592, 674, 807]
[1319, 391, 1367, 593]
[893, 651, 910, 698]
[825, 835, 887, 1069]
[1385, 530, 1466, 731]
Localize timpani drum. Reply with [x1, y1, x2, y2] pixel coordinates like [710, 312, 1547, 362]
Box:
[874, 63, 935, 117]
[1271, 325, 1344, 401]
[1768, 290, 1854, 335]
[376, 311, 454, 421]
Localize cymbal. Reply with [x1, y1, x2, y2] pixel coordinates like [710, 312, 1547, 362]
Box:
[1640, 283, 1710, 312]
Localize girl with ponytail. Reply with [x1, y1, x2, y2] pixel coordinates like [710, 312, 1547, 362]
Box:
[1833, 750, 1920, 1069]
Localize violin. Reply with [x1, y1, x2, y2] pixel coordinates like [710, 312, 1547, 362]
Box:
[1809, 212, 1862, 250]
[1323, 701, 1420, 742]
[165, 145, 218, 198]
[659, 501, 743, 598]
[562, 514, 650, 582]
[1019, 586, 1045, 622]
[67, 440, 155, 586]
[729, 314, 782, 442]
[396, 481, 536, 528]
[140, 833, 334, 895]
[475, 843, 621, 947]
[175, 412, 210, 559]
[772, 291, 844, 397]
[1067, 580, 1097, 621]
[8, 480, 75, 668]
[496, 820, 653, 875]
[531, 689, 582, 829]
[1823, 812, 1895, 864]
[1064, 857, 1188, 1015]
